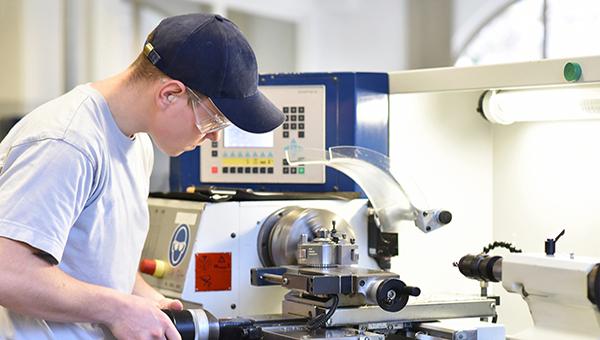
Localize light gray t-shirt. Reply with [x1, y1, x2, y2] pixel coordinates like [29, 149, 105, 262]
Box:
[0, 84, 154, 339]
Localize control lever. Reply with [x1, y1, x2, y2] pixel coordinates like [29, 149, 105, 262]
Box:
[545, 229, 565, 256]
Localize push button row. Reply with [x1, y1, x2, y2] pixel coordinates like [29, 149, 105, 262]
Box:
[222, 167, 274, 174]
[283, 167, 304, 174]
[282, 106, 305, 114]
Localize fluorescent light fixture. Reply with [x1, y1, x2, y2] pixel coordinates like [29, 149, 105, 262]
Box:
[478, 86, 600, 125]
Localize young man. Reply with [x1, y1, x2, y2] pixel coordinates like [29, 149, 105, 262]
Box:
[0, 13, 283, 339]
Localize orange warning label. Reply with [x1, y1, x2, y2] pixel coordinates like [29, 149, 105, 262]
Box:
[195, 252, 232, 291]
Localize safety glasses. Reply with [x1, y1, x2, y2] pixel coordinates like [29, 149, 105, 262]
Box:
[186, 87, 231, 134]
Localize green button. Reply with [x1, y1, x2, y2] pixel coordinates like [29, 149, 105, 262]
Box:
[298, 167, 305, 174]
[564, 62, 582, 82]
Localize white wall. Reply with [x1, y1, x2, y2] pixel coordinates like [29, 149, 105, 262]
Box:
[492, 119, 600, 333]
[389, 90, 494, 297]
[228, 10, 297, 74]
[297, 0, 409, 72]
[0, 0, 64, 116]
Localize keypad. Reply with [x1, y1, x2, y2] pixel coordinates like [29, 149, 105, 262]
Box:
[282, 106, 305, 139]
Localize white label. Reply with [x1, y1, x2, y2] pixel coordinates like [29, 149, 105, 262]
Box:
[175, 212, 197, 226]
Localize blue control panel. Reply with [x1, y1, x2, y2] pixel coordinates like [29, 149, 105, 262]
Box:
[169, 72, 389, 192]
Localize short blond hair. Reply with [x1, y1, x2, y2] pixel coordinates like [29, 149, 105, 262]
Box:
[128, 53, 166, 84]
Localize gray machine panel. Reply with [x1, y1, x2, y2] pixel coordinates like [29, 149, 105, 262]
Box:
[200, 85, 326, 184]
[141, 199, 204, 295]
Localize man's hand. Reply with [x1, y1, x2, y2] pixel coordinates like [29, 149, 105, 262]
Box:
[132, 273, 183, 312]
[158, 298, 184, 311]
[106, 294, 182, 340]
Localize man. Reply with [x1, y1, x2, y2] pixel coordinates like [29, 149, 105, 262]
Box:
[0, 13, 283, 339]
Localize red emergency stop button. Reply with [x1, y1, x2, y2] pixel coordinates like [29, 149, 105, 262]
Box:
[139, 258, 167, 278]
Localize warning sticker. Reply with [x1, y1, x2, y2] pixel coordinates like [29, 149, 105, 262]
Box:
[195, 252, 232, 291]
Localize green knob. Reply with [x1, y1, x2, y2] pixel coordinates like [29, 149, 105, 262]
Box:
[564, 62, 582, 82]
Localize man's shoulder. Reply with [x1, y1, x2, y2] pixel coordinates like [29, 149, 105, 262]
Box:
[6, 85, 110, 159]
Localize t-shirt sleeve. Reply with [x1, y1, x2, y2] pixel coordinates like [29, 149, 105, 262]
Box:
[0, 139, 96, 262]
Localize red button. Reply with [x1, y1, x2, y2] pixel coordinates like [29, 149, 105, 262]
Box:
[139, 258, 156, 275]
[211, 166, 218, 174]
[139, 258, 166, 278]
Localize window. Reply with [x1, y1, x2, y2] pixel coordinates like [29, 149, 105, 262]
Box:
[456, 0, 600, 66]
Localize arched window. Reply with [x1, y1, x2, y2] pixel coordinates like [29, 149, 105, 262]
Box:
[456, 0, 600, 66]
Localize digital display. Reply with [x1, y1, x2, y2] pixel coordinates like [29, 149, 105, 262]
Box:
[223, 125, 274, 148]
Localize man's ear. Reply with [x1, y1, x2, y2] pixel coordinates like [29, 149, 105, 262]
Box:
[157, 79, 186, 108]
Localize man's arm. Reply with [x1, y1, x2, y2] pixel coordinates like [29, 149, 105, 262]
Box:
[133, 272, 184, 311]
[0, 237, 181, 340]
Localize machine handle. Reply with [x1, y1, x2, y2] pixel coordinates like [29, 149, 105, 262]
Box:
[375, 278, 420, 312]
[403, 286, 422, 297]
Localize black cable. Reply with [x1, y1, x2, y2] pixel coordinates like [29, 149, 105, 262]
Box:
[307, 295, 339, 330]
[482, 241, 521, 254]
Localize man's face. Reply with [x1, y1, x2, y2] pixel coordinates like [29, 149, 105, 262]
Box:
[150, 85, 228, 157]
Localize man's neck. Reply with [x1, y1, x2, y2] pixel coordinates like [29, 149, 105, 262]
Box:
[90, 70, 154, 137]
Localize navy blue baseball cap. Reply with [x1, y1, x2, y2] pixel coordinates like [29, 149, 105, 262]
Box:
[143, 13, 284, 133]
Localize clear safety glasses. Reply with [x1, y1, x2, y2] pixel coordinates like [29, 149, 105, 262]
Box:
[186, 87, 231, 134]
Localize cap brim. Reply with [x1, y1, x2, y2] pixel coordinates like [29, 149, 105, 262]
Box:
[211, 91, 284, 133]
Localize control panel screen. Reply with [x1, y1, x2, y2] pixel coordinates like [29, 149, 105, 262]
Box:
[200, 85, 326, 184]
[223, 125, 274, 148]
